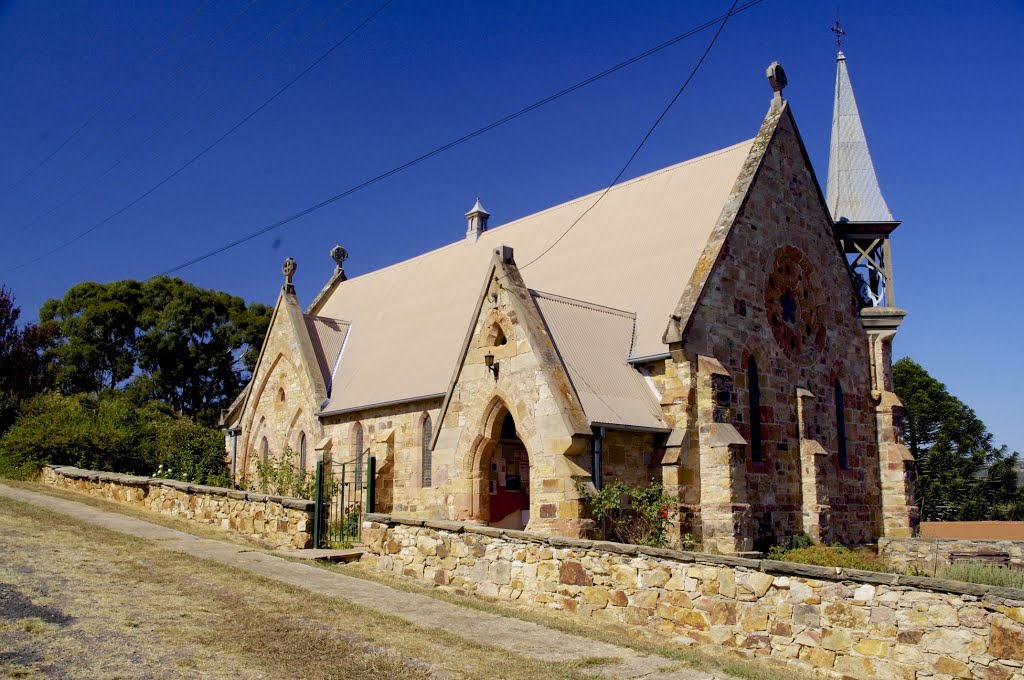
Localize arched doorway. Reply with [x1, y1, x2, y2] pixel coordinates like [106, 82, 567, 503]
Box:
[467, 403, 532, 530]
[487, 412, 531, 529]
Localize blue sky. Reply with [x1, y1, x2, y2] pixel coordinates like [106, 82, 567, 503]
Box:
[1, 1, 1021, 453]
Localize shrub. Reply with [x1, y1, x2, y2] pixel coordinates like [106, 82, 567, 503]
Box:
[0, 390, 228, 485]
[938, 563, 1024, 589]
[255, 448, 314, 499]
[766, 544, 896, 573]
[0, 391, 153, 479]
[579, 480, 673, 547]
[151, 413, 230, 487]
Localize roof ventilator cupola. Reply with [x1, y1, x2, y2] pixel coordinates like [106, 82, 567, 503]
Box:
[465, 198, 490, 243]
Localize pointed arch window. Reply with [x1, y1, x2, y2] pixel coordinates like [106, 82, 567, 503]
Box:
[422, 415, 433, 487]
[747, 357, 763, 462]
[834, 380, 849, 469]
[354, 423, 364, 491]
[298, 432, 307, 473]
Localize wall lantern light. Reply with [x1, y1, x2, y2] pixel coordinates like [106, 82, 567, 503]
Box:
[484, 352, 499, 378]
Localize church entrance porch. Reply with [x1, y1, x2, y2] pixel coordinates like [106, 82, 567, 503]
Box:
[487, 412, 530, 530]
[463, 401, 535, 531]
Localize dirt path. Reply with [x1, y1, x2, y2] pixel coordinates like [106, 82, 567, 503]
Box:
[0, 483, 740, 680]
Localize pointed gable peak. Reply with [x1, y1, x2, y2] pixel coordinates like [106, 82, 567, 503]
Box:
[826, 51, 896, 225]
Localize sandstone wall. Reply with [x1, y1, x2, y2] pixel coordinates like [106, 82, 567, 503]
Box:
[881, 538, 1024, 573]
[42, 465, 314, 549]
[680, 106, 883, 549]
[362, 514, 1024, 680]
[319, 398, 442, 517]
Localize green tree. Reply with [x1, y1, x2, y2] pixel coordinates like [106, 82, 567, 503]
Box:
[894, 357, 1022, 520]
[0, 287, 54, 435]
[39, 280, 142, 393]
[132, 276, 271, 425]
[39, 278, 270, 426]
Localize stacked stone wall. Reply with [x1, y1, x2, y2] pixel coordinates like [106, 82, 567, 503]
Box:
[41, 465, 313, 549]
[362, 514, 1024, 680]
[881, 538, 1024, 573]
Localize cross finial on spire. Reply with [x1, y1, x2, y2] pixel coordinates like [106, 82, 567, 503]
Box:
[831, 19, 846, 50]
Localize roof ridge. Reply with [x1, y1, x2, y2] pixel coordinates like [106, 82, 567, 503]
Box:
[327, 138, 754, 288]
[529, 289, 636, 318]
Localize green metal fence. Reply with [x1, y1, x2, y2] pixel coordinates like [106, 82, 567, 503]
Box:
[313, 454, 375, 549]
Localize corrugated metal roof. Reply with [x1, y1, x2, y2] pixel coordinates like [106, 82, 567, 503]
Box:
[826, 52, 895, 224]
[303, 315, 350, 391]
[532, 291, 665, 430]
[318, 139, 753, 415]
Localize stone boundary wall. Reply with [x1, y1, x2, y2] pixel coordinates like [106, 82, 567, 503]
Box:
[880, 537, 1024, 573]
[360, 514, 1024, 680]
[41, 465, 313, 549]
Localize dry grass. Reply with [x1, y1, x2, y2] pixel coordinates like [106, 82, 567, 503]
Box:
[0, 496, 615, 680]
[5, 481, 807, 680]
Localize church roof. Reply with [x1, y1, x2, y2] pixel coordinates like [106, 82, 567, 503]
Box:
[316, 138, 753, 416]
[532, 291, 665, 430]
[826, 51, 895, 224]
[303, 314, 350, 392]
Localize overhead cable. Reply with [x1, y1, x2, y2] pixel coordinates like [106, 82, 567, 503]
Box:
[2, 0, 215, 195]
[10, 0, 394, 272]
[158, 0, 764, 276]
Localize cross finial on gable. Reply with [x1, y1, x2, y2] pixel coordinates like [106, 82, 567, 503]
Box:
[282, 257, 297, 293]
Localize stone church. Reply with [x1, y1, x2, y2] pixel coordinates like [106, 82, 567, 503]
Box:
[222, 53, 916, 553]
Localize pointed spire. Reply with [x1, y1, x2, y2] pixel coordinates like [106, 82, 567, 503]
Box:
[826, 52, 896, 225]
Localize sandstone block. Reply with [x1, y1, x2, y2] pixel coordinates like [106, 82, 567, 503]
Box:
[988, 617, 1024, 661]
[792, 603, 820, 628]
[639, 568, 670, 588]
[931, 655, 972, 678]
[674, 609, 710, 631]
[797, 646, 835, 669]
[609, 564, 638, 588]
[852, 638, 889, 658]
[581, 587, 608, 608]
[558, 561, 592, 586]
[821, 628, 851, 651]
[739, 606, 769, 632]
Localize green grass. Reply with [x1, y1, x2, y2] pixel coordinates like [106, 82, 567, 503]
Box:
[938, 563, 1024, 589]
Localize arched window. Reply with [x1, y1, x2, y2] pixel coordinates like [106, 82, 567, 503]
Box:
[421, 415, 433, 487]
[747, 357, 763, 462]
[354, 423, 363, 491]
[278, 387, 286, 403]
[298, 432, 307, 473]
[834, 380, 848, 469]
[260, 437, 269, 465]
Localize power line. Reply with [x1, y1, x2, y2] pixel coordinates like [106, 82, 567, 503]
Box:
[10, 0, 394, 273]
[2, 0, 215, 195]
[157, 0, 764, 276]
[6, 0, 261, 236]
[515, 0, 742, 274]
[8, 0, 321, 240]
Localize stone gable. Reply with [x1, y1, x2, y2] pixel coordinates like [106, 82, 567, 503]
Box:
[682, 104, 880, 549]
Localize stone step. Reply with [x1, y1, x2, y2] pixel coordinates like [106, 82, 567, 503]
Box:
[275, 546, 366, 562]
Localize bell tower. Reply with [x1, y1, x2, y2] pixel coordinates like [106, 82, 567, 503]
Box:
[825, 45, 917, 538]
